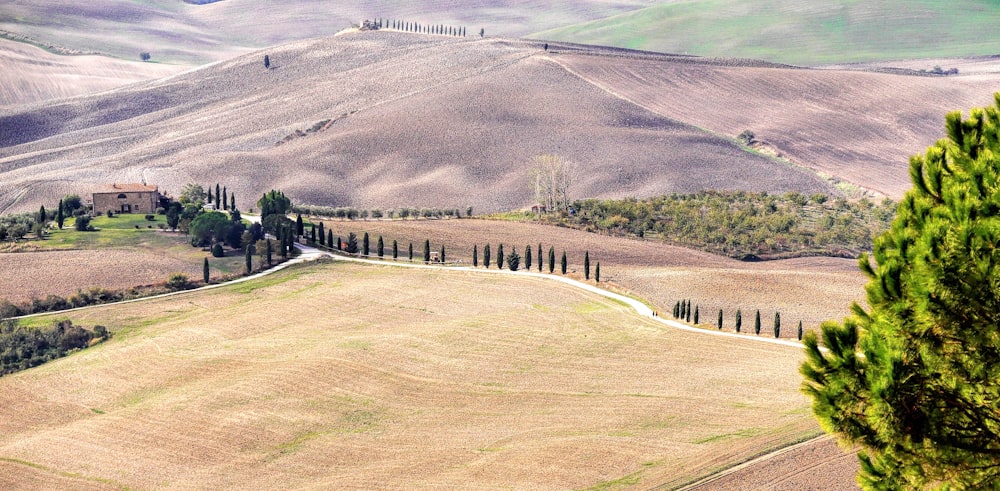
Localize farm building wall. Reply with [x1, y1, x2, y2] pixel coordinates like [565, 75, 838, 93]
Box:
[92, 185, 160, 215]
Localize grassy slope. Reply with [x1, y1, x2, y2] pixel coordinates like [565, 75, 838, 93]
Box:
[0, 32, 834, 215]
[0, 261, 819, 489]
[532, 0, 1000, 65]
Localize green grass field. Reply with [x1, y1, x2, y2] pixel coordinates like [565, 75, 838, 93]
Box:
[533, 0, 1000, 65]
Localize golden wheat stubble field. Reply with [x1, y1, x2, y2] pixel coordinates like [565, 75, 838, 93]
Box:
[0, 260, 819, 489]
[318, 218, 866, 332]
[551, 51, 1000, 198]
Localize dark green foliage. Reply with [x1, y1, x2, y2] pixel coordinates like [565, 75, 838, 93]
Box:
[564, 192, 896, 259]
[424, 239, 431, 262]
[337, 236, 342, 251]
[408, 242, 413, 261]
[673, 301, 680, 319]
[548, 247, 555, 273]
[56, 199, 64, 229]
[440, 245, 445, 263]
[595, 262, 600, 282]
[392, 240, 398, 260]
[74, 215, 91, 232]
[165, 202, 182, 230]
[560, 251, 567, 274]
[506, 249, 520, 271]
[774, 312, 781, 338]
[215, 184, 221, 209]
[296, 214, 304, 236]
[140, 51, 150, 61]
[61, 195, 82, 215]
[801, 94, 1000, 488]
[345, 233, 359, 254]
[797, 320, 803, 341]
[0, 319, 109, 376]
[167, 273, 191, 290]
[266, 239, 273, 265]
[327, 230, 333, 248]
[264, 54, 270, 68]
[189, 211, 230, 246]
[106, 209, 113, 218]
[473, 244, 479, 267]
[310, 224, 317, 244]
[230, 193, 235, 211]
[203, 257, 210, 283]
[718, 309, 723, 330]
[363, 232, 370, 255]
[496, 244, 504, 269]
[694, 305, 699, 324]
[244, 246, 252, 274]
[754, 310, 761, 335]
[584, 251, 590, 280]
[538, 244, 543, 271]
[222, 187, 228, 210]
[680, 300, 686, 319]
[735, 309, 742, 332]
[377, 236, 384, 258]
[525, 245, 532, 270]
[257, 190, 291, 219]
[686, 302, 691, 323]
[318, 222, 325, 245]
[281, 229, 290, 258]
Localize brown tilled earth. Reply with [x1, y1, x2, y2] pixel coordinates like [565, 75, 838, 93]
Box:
[0, 261, 827, 489]
[318, 218, 866, 333]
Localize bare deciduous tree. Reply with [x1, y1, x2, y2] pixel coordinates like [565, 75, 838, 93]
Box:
[529, 154, 575, 213]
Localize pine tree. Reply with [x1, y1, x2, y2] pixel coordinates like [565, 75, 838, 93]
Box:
[393, 240, 398, 260]
[56, 199, 64, 229]
[802, 97, 1000, 488]
[754, 310, 761, 335]
[525, 245, 532, 270]
[538, 244, 543, 271]
[773, 312, 781, 338]
[346, 232, 359, 253]
[507, 249, 520, 271]
[735, 309, 742, 332]
[363, 232, 370, 256]
[378, 235, 384, 258]
[560, 251, 567, 274]
[548, 247, 555, 273]
[595, 262, 600, 282]
[584, 251, 590, 280]
[424, 239, 431, 262]
[497, 244, 504, 269]
[718, 309, 723, 330]
[203, 257, 210, 284]
[473, 244, 479, 267]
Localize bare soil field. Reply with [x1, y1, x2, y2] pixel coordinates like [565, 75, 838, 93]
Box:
[552, 50, 1000, 198]
[0, 37, 182, 108]
[317, 218, 865, 332]
[0, 33, 834, 215]
[0, 260, 829, 489]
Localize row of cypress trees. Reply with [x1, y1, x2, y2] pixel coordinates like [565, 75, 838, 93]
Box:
[671, 300, 804, 340]
[379, 18, 467, 37]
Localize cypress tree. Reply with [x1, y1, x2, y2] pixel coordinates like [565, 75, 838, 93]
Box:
[774, 312, 781, 338]
[230, 193, 235, 211]
[393, 240, 398, 260]
[280, 229, 289, 258]
[754, 310, 761, 335]
[215, 183, 221, 209]
[245, 246, 252, 274]
[473, 244, 479, 267]
[363, 232, 370, 256]
[38, 205, 46, 224]
[337, 236, 342, 251]
[680, 300, 686, 319]
[311, 224, 316, 243]
[440, 245, 446, 263]
[296, 214, 304, 236]
[208, 188, 213, 203]
[797, 320, 803, 341]
[595, 262, 600, 282]
[718, 309, 723, 330]
[266, 239, 273, 265]
[203, 257, 210, 284]
[56, 199, 64, 229]
[584, 251, 590, 280]
[735, 309, 742, 332]
[538, 243, 543, 271]
[686, 303, 692, 323]
[484, 244, 491, 267]
[264, 54, 270, 69]
[408, 242, 413, 261]
[497, 244, 504, 269]
[525, 245, 532, 270]
[424, 239, 431, 262]
[673, 301, 680, 318]
[223, 187, 228, 210]
[327, 230, 333, 249]
[694, 305, 699, 324]
[345, 232, 359, 253]
[318, 222, 325, 245]
[560, 251, 567, 274]
[377, 235, 384, 257]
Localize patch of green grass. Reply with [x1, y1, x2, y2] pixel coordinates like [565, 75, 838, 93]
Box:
[534, 0, 1000, 65]
[694, 427, 764, 444]
[582, 466, 646, 491]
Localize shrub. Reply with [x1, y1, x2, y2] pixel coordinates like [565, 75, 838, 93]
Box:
[145, 214, 155, 221]
[106, 210, 113, 218]
[506, 249, 520, 271]
[75, 215, 92, 231]
[212, 243, 224, 257]
[166, 273, 191, 291]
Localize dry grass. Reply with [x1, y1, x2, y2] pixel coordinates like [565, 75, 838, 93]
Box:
[0, 260, 820, 489]
[0, 33, 834, 215]
[317, 217, 865, 332]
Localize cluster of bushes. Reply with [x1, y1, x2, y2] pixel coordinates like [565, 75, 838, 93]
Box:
[0, 319, 110, 376]
[538, 191, 895, 259]
[291, 205, 472, 220]
[671, 300, 804, 340]
[0, 213, 35, 241]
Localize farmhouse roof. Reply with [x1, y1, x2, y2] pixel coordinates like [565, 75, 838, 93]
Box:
[95, 183, 159, 194]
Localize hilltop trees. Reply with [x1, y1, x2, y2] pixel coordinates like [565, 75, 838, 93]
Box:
[529, 154, 575, 213]
[801, 95, 1000, 488]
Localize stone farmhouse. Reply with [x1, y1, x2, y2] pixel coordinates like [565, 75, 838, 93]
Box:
[91, 183, 164, 215]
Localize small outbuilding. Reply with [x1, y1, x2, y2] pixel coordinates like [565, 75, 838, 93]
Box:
[92, 183, 162, 215]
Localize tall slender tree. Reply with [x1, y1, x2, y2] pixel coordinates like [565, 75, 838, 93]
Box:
[773, 312, 781, 338]
[377, 235, 384, 257]
[266, 239, 273, 265]
[222, 187, 228, 210]
[584, 251, 591, 280]
[754, 310, 761, 335]
[484, 244, 491, 268]
[497, 244, 504, 269]
[537, 243, 543, 271]
[56, 199, 64, 229]
[525, 245, 532, 270]
[473, 244, 479, 267]
[37, 205, 46, 224]
[718, 309, 723, 330]
[318, 222, 325, 245]
[203, 257, 210, 284]
[424, 239, 431, 262]
[506, 249, 520, 271]
[244, 246, 252, 274]
[327, 230, 333, 249]
[393, 240, 398, 260]
[797, 321, 803, 341]
[363, 232, 370, 256]
[595, 262, 600, 282]
[694, 305, 699, 324]
[735, 309, 742, 332]
[549, 247, 556, 273]
[440, 245, 446, 263]
[408, 242, 413, 261]
[296, 214, 304, 236]
[215, 183, 221, 209]
[560, 251, 567, 274]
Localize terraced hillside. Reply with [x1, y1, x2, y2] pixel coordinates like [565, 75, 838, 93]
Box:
[0, 260, 820, 489]
[533, 1, 1000, 66]
[0, 32, 834, 215]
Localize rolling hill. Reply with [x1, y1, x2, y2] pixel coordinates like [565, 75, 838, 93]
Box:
[0, 32, 835, 214]
[532, 0, 1000, 66]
